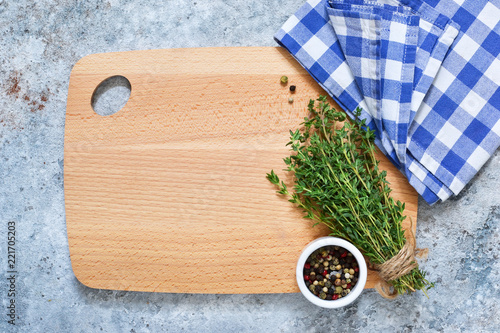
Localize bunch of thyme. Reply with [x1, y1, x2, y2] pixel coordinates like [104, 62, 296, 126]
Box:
[267, 96, 433, 296]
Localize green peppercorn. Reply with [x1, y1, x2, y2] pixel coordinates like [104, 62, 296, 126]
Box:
[335, 286, 343, 294]
[319, 292, 327, 300]
[349, 269, 355, 275]
[309, 284, 315, 292]
[325, 281, 332, 288]
[318, 281, 325, 287]
[280, 76, 288, 84]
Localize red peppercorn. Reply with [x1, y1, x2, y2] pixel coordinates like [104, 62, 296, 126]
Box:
[341, 252, 347, 258]
[323, 270, 328, 276]
[304, 275, 310, 281]
[347, 283, 352, 289]
[332, 294, 339, 300]
[354, 267, 359, 272]
[304, 263, 311, 269]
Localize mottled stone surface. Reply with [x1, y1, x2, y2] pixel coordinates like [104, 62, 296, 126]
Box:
[1, 0, 499, 332]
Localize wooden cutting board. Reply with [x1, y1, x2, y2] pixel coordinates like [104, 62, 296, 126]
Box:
[64, 47, 418, 294]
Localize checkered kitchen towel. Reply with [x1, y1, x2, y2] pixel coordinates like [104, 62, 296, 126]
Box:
[327, 2, 420, 167]
[275, 0, 500, 204]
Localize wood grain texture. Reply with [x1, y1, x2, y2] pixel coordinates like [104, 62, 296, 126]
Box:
[64, 47, 418, 294]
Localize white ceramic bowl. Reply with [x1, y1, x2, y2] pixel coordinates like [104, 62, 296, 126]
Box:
[296, 237, 367, 308]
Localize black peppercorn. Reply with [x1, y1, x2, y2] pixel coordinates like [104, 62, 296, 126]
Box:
[290, 85, 296, 92]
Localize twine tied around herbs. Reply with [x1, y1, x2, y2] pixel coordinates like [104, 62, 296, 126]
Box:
[370, 220, 428, 299]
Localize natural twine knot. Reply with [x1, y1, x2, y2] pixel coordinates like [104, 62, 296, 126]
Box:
[370, 224, 428, 299]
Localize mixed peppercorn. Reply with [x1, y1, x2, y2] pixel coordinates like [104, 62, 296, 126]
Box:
[303, 246, 360, 300]
[280, 76, 296, 103]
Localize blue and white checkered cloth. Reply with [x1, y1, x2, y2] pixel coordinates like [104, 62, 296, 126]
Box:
[275, 0, 500, 204]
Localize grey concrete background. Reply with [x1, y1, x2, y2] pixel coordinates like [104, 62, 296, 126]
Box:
[1, 0, 499, 332]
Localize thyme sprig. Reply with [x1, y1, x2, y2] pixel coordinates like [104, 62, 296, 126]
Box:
[267, 96, 433, 296]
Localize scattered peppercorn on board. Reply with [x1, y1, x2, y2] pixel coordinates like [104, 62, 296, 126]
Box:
[64, 47, 418, 294]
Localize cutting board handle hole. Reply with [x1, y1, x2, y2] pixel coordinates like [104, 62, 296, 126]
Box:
[91, 75, 131, 116]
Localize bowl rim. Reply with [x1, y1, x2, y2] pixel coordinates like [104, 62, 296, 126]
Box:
[296, 236, 368, 308]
